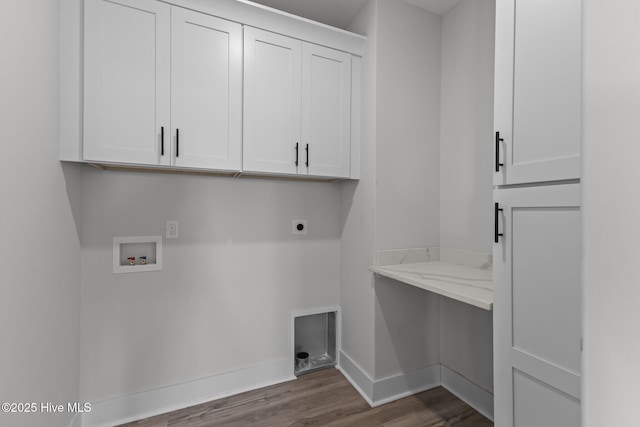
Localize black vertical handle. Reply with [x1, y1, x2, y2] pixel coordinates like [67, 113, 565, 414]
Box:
[495, 131, 504, 172]
[295, 143, 299, 166]
[305, 144, 309, 167]
[161, 127, 165, 156]
[494, 202, 504, 243]
[176, 129, 180, 158]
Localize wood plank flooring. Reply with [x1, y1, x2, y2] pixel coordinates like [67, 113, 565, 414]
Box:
[119, 368, 493, 427]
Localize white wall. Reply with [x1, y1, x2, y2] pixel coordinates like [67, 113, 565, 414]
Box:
[373, 0, 442, 380]
[375, 277, 440, 379]
[341, 0, 443, 390]
[79, 169, 341, 402]
[340, 0, 378, 379]
[582, 0, 640, 424]
[439, 298, 493, 391]
[375, 0, 441, 251]
[440, 0, 494, 254]
[438, 0, 495, 394]
[342, 0, 494, 400]
[0, 1, 82, 426]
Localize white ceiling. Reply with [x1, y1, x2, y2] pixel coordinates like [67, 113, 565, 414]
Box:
[247, 0, 462, 29]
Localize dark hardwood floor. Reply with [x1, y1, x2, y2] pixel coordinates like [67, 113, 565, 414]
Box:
[119, 368, 493, 427]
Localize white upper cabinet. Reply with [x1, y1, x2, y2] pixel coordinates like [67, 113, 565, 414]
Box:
[84, 0, 242, 171]
[84, 0, 171, 165]
[494, 0, 582, 185]
[65, 0, 363, 178]
[302, 43, 352, 178]
[243, 27, 301, 175]
[171, 8, 242, 170]
[244, 27, 353, 178]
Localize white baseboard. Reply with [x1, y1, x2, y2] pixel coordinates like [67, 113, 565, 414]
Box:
[78, 356, 493, 426]
[372, 364, 440, 406]
[441, 364, 494, 421]
[339, 351, 494, 417]
[338, 350, 440, 408]
[81, 359, 295, 427]
[336, 350, 374, 405]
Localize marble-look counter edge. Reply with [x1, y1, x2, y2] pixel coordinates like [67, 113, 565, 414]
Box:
[369, 262, 493, 311]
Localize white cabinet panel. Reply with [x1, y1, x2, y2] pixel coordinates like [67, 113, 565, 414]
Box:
[171, 8, 242, 170]
[84, 0, 241, 171]
[513, 370, 581, 427]
[84, 0, 170, 165]
[494, 0, 581, 185]
[302, 43, 351, 178]
[243, 27, 301, 175]
[493, 184, 581, 426]
[511, 207, 581, 375]
[243, 27, 355, 179]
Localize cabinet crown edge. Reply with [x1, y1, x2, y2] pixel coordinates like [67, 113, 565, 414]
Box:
[166, 0, 366, 56]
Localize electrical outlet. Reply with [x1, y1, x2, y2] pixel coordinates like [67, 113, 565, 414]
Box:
[293, 219, 308, 235]
[166, 220, 179, 239]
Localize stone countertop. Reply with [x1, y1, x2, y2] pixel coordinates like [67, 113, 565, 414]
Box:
[370, 260, 493, 310]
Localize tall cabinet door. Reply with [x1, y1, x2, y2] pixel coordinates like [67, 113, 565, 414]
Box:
[171, 8, 242, 171]
[493, 184, 581, 426]
[243, 27, 301, 175]
[84, 0, 170, 165]
[493, 0, 581, 185]
[302, 43, 351, 178]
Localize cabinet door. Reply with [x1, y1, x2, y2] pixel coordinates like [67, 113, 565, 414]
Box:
[493, 184, 581, 426]
[84, 0, 170, 165]
[171, 8, 242, 171]
[494, 0, 581, 185]
[301, 43, 351, 178]
[243, 27, 301, 175]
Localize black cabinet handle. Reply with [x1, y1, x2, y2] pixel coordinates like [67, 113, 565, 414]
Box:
[161, 127, 165, 156]
[295, 142, 299, 166]
[494, 202, 504, 243]
[305, 144, 309, 167]
[495, 131, 504, 172]
[176, 129, 180, 158]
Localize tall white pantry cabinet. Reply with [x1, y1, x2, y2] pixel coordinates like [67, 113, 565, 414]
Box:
[493, 0, 582, 426]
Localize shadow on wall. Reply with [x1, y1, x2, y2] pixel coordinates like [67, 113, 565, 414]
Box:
[62, 162, 84, 242]
[374, 276, 440, 379]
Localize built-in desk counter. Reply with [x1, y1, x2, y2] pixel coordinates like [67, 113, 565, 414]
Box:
[370, 248, 493, 310]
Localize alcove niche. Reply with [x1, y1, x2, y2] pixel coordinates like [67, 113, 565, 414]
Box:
[291, 308, 340, 376]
